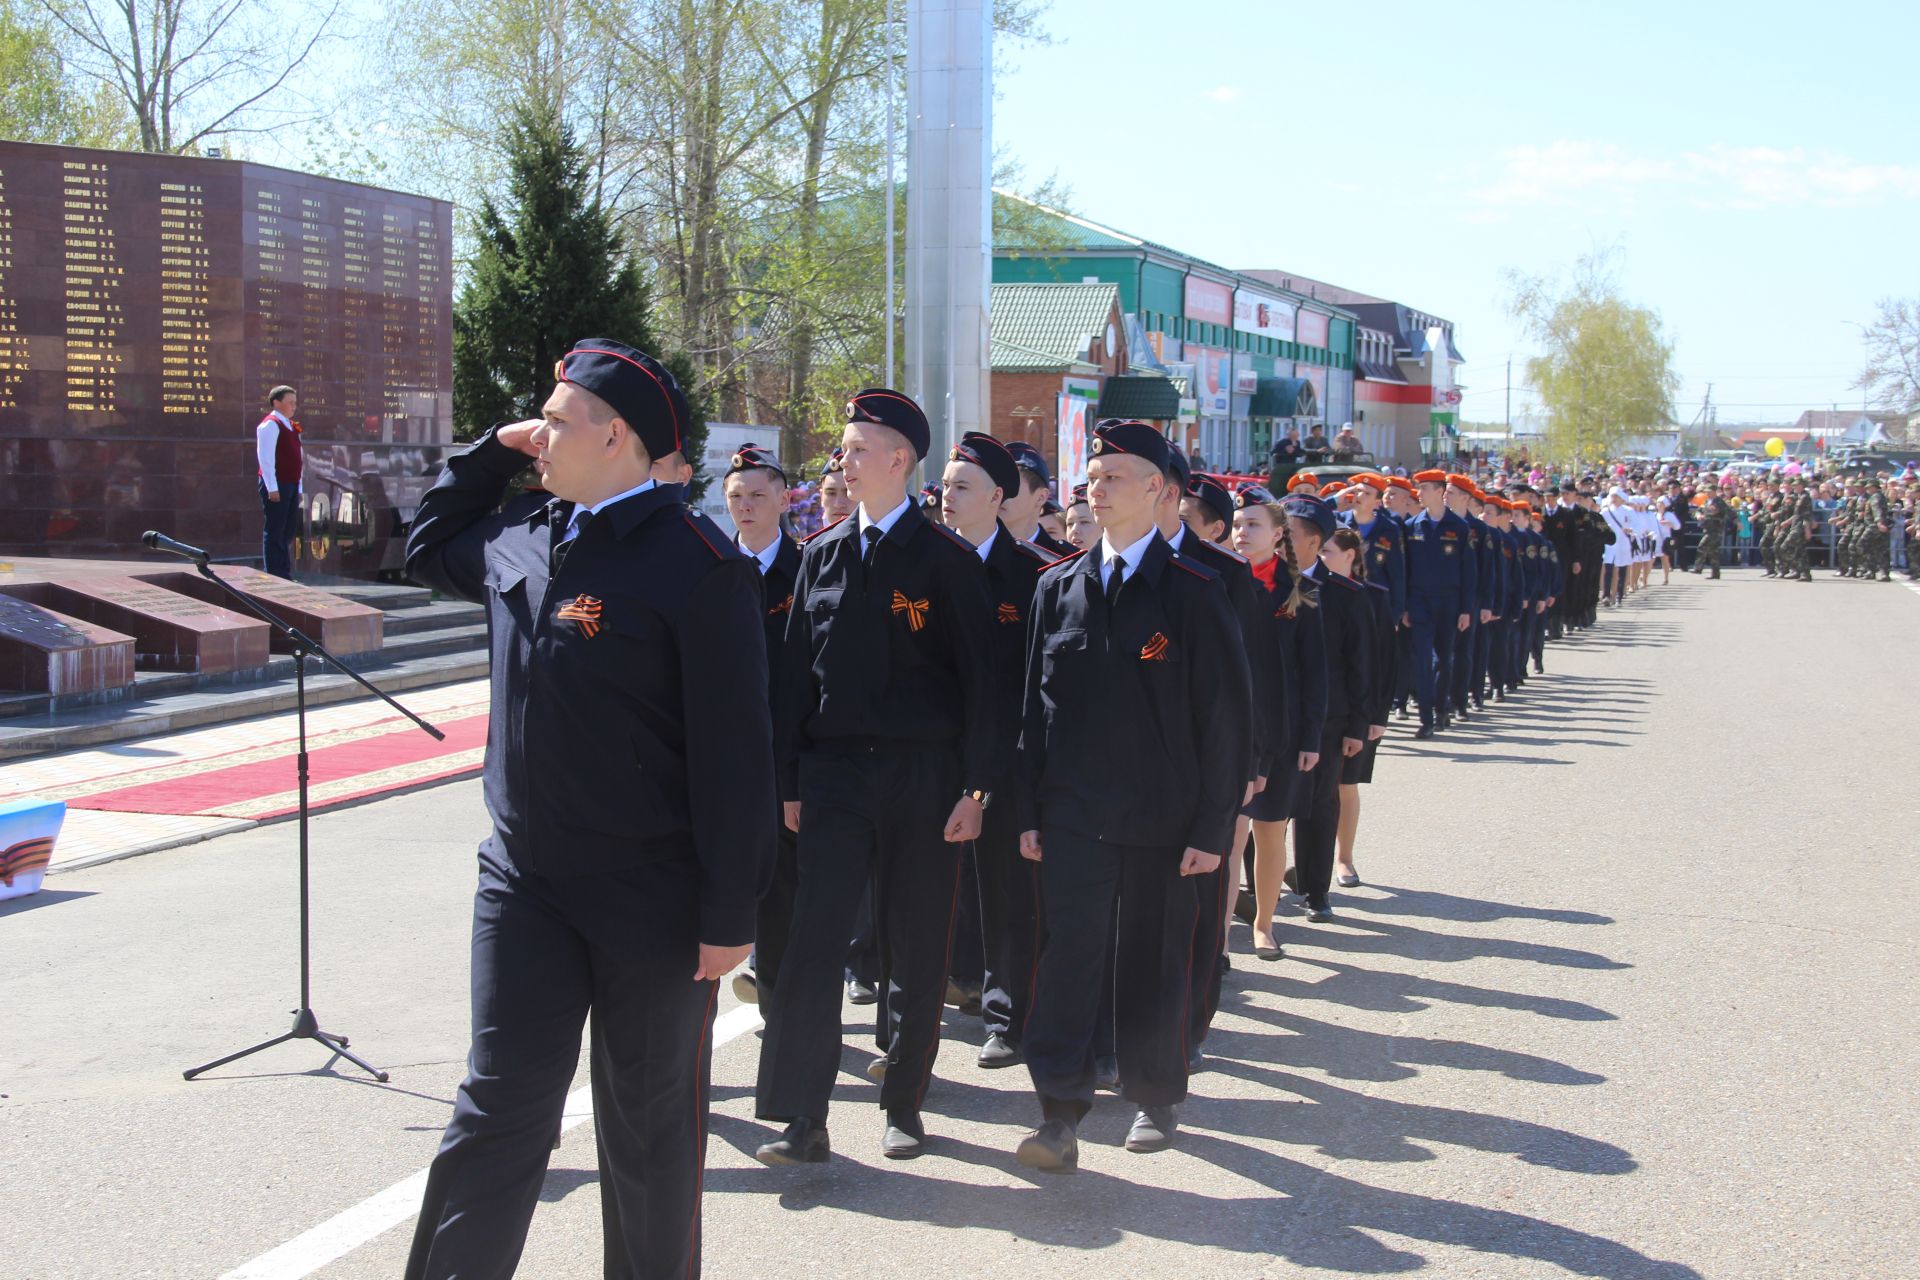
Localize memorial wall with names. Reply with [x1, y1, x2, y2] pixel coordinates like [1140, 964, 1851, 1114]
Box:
[0, 140, 454, 575]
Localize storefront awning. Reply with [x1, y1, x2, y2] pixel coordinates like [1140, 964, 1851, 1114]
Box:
[1249, 376, 1317, 419]
[1356, 360, 1407, 384]
[1095, 375, 1182, 420]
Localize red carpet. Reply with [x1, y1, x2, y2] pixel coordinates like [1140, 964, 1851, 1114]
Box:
[67, 713, 490, 820]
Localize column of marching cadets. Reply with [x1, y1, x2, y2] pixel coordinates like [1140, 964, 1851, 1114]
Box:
[733, 389, 1585, 1173]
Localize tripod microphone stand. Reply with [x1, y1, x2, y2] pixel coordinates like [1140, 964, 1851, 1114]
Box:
[152, 534, 445, 1083]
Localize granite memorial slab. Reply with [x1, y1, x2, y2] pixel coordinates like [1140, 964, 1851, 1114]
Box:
[133, 566, 383, 656]
[0, 592, 135, 694]
[0, 576, 269, 674]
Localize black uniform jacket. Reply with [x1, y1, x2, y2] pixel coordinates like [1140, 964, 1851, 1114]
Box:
[1171, 528, 1271, 782]
[1363, 579, 1397, 728]
[1262, 566, 1328, 762]
[757, 533, 803, 693]
[1017, 536, 1252, 857]
[979, 524, 1058, 786]
[405, 429, 777, 947]
[1303, 562, 1373, 744]
[775, 499, 996, 799]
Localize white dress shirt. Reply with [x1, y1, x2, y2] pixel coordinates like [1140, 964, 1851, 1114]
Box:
[739, 533, 782, 575]
[972, 525, 999, 563]
[561, 479, 657, 545]
[1098, 527, 1157, 588]
[858, 497, 912, 541]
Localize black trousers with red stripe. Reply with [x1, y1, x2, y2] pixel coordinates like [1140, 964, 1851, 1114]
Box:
[1025, 831, 1197, 1117]
[755, 741, 961, 1123]
[407, 844, 718, 1280]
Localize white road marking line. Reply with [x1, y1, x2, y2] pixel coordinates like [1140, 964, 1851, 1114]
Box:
[216, 1001, 765, 1280]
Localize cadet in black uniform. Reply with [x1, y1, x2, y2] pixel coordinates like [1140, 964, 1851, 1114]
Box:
[1013, 421, 1252, 1171]
[754, 389, 997, 1164]
[939, 432, 1056, 1068]
[1292, 497, 1372, 921]
[1006, 440, 1074, 556]
[723, 445, 804, 1010]
[1157, 449, 1263, 1062]
[403, 339, 776, 1280]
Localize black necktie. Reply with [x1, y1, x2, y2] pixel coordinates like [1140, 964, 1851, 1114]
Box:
[862, 524, 882, 567]
[551, 505, 581, 575]
[1104, 554, 1125, 610]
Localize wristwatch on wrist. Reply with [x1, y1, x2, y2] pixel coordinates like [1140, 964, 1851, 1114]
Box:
[964, 788, 992, 810]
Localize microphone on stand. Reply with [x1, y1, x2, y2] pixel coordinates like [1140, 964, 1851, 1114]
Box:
[142, 530, 213, 565]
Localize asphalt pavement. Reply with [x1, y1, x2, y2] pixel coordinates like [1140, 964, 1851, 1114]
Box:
[4, 567, 1916, 1279]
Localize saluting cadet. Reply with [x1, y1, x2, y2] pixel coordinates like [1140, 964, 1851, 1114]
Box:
[755, 390, 997, 1165]
[1232, 487, 1326, 963]
[404, 338, 776, 1280]
[1158, 449, 1264, 1064]
[1292, 498, 1372, 922]
[1013, 421, 1252, 1171]
[818, 449, 854, 525]
[1403, 470, 1476, 739]
[724, 446, 804, 1010]
[1005, 440, 1074, 557]
[939, 432, 1056, 1069]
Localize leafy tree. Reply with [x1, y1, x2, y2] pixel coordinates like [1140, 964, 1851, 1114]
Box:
[1508, 250, 1678, 464]
[0, 0, 134, 146]
[453, 100, 706, 492]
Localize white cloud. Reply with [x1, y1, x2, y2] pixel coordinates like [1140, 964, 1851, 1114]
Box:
[1203, 86, 1241, 104]
[1466, 140, 1920, 211]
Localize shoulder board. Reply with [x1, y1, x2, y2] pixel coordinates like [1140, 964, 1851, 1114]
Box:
[1046, 547, 1090, 568]
[681, 511, 735, 560]
[1325, 573, 1363, 592]
[803, 515, 851, 544]
[1365, 579, 1390, 594]
[1011, 538, 1055, 565]
[1201, 539, 1248, 564]
[931, 522, 977, 552]
[1168, 553, 1217, 581]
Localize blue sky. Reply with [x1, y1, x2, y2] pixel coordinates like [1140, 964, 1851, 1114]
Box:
[992, 0, 1920, 427]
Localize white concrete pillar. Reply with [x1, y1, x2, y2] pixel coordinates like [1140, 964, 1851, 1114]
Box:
[905, 0, 992, 471]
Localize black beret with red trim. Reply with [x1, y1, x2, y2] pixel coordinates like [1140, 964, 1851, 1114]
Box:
[847, 387, 930, 459]
[950, 431, 1020, 499]
[726, 443, 786, 484]
[558, 338, 689, 462]
[1186, 477, 1233, 528]
[1090, 419, 1171, 474]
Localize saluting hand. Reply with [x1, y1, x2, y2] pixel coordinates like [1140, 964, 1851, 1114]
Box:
[1019, 830, 1043, 862]
[694, 942, 753, 982]
[943, 796, 984, 843]
[1179, 847, 1221, 877]
[497, 419, 543, 456]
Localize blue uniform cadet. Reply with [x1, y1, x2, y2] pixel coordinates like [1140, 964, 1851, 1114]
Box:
[1401, 470, 1477, 738]
[403, 339, 776, 1280]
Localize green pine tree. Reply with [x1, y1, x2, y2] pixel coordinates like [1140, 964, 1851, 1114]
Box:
[453, 100, 706, 495]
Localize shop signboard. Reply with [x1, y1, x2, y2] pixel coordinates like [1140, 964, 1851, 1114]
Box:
[1184, 276, 1232, 328]
[1232, 288, 1296, 342]
[1186, 345, 1231, 416]
[1297, 309, 1330, 349]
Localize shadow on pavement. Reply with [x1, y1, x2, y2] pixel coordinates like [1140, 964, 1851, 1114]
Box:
[0, 888, 97, 916]
[1248, 953, 1617, 1022]
[1338, 884, 1613, 927]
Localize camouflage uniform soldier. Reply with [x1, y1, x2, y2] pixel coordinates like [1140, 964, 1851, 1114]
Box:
[1698, 496, 1729, 578]
[1863, 481, 1893, 581]
[1783, 481, 1815, 581]
[1756, 483, 1779, 576]
[1833, 488, 1857, 577]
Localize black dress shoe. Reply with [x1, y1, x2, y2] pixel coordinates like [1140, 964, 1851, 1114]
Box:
[1016, 1118, 1079, 1172]
[847, 978, 878, 1005]
[1281, 865, 1299, 896]
[1414, 725, 1435, 740]
[755, 1118, 830, 1165]
[1094, 1056, 1120, 1092]
[1125, 1106, 1177, 1153]
[978, 1033, 1022, 1069]
[1253, 940, 1284, 961]
[1455, 705, 1471, 721]
[1304, 898, 1334, 923]
[1187, 1045, 1205, 1072]
[882, 1108, 926, 1159]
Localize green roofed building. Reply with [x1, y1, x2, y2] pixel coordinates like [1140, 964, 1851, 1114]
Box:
[991, 191, 1357, 475]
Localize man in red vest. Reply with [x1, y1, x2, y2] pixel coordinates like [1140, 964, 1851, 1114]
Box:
[255, 385, 302, 578]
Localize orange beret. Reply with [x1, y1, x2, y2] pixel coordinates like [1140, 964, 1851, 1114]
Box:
[1287, 471, 1321, 493]
[1413, 469, 1447, 485]
[1319, 481, 1344, 498]
[1351, 473, 1388, 492]
[1387, 475, 1416, 493]
[1513, 500, 1533, 514]
[1445, 473, 1475, 491]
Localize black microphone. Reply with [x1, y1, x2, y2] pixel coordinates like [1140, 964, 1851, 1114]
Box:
[142, 530, 212, 564]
